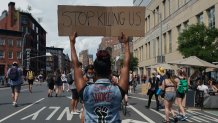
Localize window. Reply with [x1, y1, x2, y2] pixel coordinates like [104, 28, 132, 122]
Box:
[177, 24, 181, 33]
[208, 7, 215, 28]
[163, 0, 166, 19]
[169, 0, 171, 15]
[37, 35, 39, 41]
[7, 39, 13, 47]
[17, 52, 21, 59]
[184, 20, 189, 29]
[153, 40, 156, 57]
[163, 33, 167, 54]
[0, 38, 5, 46]
[148, 42, 150, 58]
[0, 51, 4, 58]
[8, 52, 13, 59]
[148, 15, 150, 30]
[145, 18, 147, 32]
[25, 27, 28, 33]
[16, 40, 22, 47]
[32, 23, 35, 30]
[157, 37, 160, 55]
[197, 13, 203, 24]
[169, 30, 172, 53]
[36, 27, 38, 33]
[156, 6, 159, 22]
[153, 10, 156, 26]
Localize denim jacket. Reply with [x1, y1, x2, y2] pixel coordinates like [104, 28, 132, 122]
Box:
[83, 79, 122, 123]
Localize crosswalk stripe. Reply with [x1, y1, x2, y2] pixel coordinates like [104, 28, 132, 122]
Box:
[0, 98, 45, 123]
[128, 105, 155, 123]
[186, 111, 209, 122]
[188, 110, 218, 122]
[150, 109, 165, 118]
[173, 110, 193, 122]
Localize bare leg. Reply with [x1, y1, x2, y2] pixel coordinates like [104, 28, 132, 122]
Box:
[164, 100, 170, 122]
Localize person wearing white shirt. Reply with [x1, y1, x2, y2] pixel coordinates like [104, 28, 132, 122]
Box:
[197, 81, 209, 96]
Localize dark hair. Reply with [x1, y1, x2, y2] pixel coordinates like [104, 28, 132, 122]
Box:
[94, 50, 111, 77]
[165, 71, 177, 86]
[85, 65, 94, 73]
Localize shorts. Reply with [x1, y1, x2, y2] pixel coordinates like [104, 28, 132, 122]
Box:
[11, 84, 21, 93]
[28, 79, 34, 85]
[71, 89, 79, 100]
[164, 92, 176, 102]
[176, 91, 185, 99]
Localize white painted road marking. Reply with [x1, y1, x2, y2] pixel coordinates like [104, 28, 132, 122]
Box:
[0, 98, 45, 123]
[21, 107, 46, 120]
[57, 107, 73, 120]
[46, 107, 60, 120]
[122, 119, 147, 123]
[128, 105, 155, 123]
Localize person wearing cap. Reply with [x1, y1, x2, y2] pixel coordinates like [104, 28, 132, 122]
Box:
[146, 70, 160, 111]
[7, 61, 23, 107]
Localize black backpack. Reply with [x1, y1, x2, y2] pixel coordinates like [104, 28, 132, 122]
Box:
[67, 73, 73, 85]
[8, 67, 19, 81]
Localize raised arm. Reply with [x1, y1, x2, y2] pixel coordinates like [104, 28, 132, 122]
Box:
[69, 32, 86, 92]
[118, 33, 130, 93]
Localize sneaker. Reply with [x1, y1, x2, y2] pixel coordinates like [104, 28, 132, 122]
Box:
[145, 106, 150, 109]
[75, 109, 80, 113]
[181, 115, 188, 121]
[71, 111, 80, 114]
[12, 102, 17, 107]
[176, 114, 182, 119]
[174, 117, 178, 123]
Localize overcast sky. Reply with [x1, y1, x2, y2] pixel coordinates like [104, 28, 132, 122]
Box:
[0, 0, 133, 58]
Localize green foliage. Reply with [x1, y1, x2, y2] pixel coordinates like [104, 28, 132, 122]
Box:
[178, 24, 218, 62]
[119, 53, 138, 71]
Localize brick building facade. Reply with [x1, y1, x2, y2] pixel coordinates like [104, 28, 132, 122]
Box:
[0, 29, 22, 80]
[0, 2, 46, 75]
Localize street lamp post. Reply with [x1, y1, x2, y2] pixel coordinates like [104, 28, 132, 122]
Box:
[22, 32, 29, 68]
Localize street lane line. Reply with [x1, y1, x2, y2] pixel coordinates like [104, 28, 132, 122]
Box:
[57, 107, 73, 120]
[21, 107, 46, 120]
[128, 105, 155, 123]
[128, 96, 156, 102]
[0, 98, 45, 123]
[173, 110, 193, 122]
[188, 110, 218, 122]
[186, 111, 209, 122]
[204, 111, 218, 117]
[46, 107, 60, 120]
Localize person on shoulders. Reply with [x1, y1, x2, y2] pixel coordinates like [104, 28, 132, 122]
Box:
[69, 32, 130, 123]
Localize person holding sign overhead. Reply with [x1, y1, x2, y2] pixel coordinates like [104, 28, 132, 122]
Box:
[69, 32, 130, 123]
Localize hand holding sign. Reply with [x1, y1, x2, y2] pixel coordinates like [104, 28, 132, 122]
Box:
[118, 32, 127, 43]
[69, 32, 77, 46]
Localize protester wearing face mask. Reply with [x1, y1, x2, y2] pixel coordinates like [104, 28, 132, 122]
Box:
[84, 65, 95, 84]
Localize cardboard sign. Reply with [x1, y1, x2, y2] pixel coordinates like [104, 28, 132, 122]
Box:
[58, 5, 145, 37]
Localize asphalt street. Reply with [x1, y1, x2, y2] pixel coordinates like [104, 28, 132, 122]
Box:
[0, 82, 218, 123]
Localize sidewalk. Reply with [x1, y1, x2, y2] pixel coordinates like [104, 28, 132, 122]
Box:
[0, 81, 29, 88]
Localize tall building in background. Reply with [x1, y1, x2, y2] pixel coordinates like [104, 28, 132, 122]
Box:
[133, 0, 218, 76]
[79, 49, 89, 69]
[0, 2, 46, 75]
[88, 54, 93, 65]
[46, 47, 64, 72]
[98, 37, 133, 71]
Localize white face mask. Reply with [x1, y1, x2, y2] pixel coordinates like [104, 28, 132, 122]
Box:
[87, 73, 94, 78]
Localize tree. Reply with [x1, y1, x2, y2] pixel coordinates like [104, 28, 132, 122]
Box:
[129, 53, 139, 72]
[119, 53, 138, 72]
[178, 24, 218, 62]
